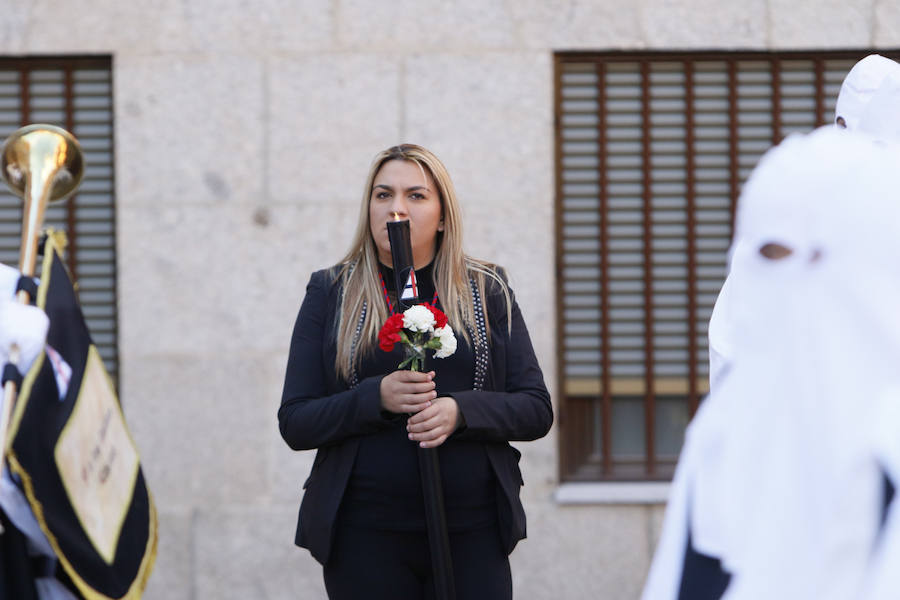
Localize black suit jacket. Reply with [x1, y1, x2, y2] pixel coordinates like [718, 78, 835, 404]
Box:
[278, 266, 553, 565]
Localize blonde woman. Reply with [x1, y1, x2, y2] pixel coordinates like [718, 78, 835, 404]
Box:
[278, 144, 552, 600]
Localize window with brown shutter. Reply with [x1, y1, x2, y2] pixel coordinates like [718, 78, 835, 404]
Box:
[555, 50, 900, 482]
[0, 56, 118, 386]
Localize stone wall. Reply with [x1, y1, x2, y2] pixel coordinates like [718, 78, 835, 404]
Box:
[0, 1, 893, 597]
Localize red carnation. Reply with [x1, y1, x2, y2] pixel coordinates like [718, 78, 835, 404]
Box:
[424, 303, 448, 330]
[377, 303, 458, 371]
[378, 313, 405, 352]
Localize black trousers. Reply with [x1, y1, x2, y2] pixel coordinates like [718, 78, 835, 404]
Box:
[0, 508, 39, 600]
[323, 522, 512, 600]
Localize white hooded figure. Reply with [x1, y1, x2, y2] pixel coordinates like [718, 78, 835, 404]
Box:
[643, 127, 900, 600]
[834, 54, 900, 130]
[707, 53, 900, 394]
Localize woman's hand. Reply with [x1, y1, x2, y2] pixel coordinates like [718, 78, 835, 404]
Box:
[406, 397, 461, 448]
[380, 370, 437, 414]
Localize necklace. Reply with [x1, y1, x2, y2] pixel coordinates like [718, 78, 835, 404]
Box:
[378, 271, 438, 314]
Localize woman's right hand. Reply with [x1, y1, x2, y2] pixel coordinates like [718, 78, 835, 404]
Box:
[380, 370, 437, 414]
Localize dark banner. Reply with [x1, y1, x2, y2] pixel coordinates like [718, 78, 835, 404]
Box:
[7, 232, 157, 600]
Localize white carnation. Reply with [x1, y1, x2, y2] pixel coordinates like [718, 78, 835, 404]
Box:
[403, 304, 435, 333]
[433, 326, 457, 359]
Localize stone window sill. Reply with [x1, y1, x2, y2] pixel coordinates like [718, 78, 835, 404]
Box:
[554, 482, 671, 505]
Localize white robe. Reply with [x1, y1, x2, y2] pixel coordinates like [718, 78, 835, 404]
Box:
[645, 127, 900, 599]
[858, 69, 900, 143]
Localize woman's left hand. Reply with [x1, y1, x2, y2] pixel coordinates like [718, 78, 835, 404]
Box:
[406, 396, 461, 448]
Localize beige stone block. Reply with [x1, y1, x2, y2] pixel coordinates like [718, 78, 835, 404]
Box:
[268, 437, 317, 506]
[121, 354, 278, 509]
[267, 54, 402, 208]
[116, 201, 356, 358]
[512, 505, 652, 599]
[0, 2, 31, 53]
[264, 347, 320, 509]
[648, 502, 668, 556]
[402, 53, 551, 190]
[769, 0, 873, 47]
[511, 265, 558, 392]
[639, 0, 767, 47]
[114, 54, 265, 208]
[518, 432, 561, 503]
[507, 0, 643, 49]
[142, 510, 193, 600]
[173, 0, 334, 53]
[336, 0, 515, 51]
[2, 1, 173, 53]
[268, 376, 316, 508]
[874, 0, 900, 45]
[11, 0, 333, 54]
[194, 506, 326, 599]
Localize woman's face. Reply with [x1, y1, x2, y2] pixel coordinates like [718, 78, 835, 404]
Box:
[369, 159, 444, 269]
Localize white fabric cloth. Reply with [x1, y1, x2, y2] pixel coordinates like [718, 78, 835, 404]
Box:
[706, 240, 742, 392]
[640, 443, 690, 600]
[645, 127, 900, 599]
[834, 54, 900, 130]
[858, 384, 900, 600]
[858, 68, 900, 143]
[0, 262, 47, 372]
[640, 392, 731, 599]
[0, 301, 49, 374]
[721, 129, 900, 599]
[0, 263, 18, 297]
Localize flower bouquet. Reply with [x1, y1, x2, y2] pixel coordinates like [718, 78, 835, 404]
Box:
[378, 303, 457, 371]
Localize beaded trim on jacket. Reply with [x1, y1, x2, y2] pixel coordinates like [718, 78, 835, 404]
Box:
[469, 277, 488, 391]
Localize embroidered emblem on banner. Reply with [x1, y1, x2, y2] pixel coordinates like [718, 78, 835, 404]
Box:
[401, 269, 418, 300]
[44, 344, 71, 401]
[54, 345, 140, 565]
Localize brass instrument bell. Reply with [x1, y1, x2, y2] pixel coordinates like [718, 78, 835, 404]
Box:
[1, 124, 84, 276]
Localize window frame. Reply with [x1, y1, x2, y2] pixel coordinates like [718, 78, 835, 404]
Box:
[0, 55, 119, 387]
[554, 49, 900, 482]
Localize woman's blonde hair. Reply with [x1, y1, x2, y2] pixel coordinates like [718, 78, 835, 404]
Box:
[334, 143, 511, 382]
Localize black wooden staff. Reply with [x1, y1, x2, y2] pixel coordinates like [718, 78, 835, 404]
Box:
[386, 218, 456, 600]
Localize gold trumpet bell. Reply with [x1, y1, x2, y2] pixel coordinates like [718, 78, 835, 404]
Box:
[1, 124, 85, 276]
[2, 124, 84, 201]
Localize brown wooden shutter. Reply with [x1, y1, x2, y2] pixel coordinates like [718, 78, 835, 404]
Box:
[0, 57, 118, 385]
[556, 50, 897, 481]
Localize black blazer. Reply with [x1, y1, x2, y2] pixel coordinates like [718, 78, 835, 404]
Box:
[278, 266, 553, 565]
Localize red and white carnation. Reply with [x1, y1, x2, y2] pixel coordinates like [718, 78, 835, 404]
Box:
[402, 304, 436, 333]
[378, 303, 457, 371]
